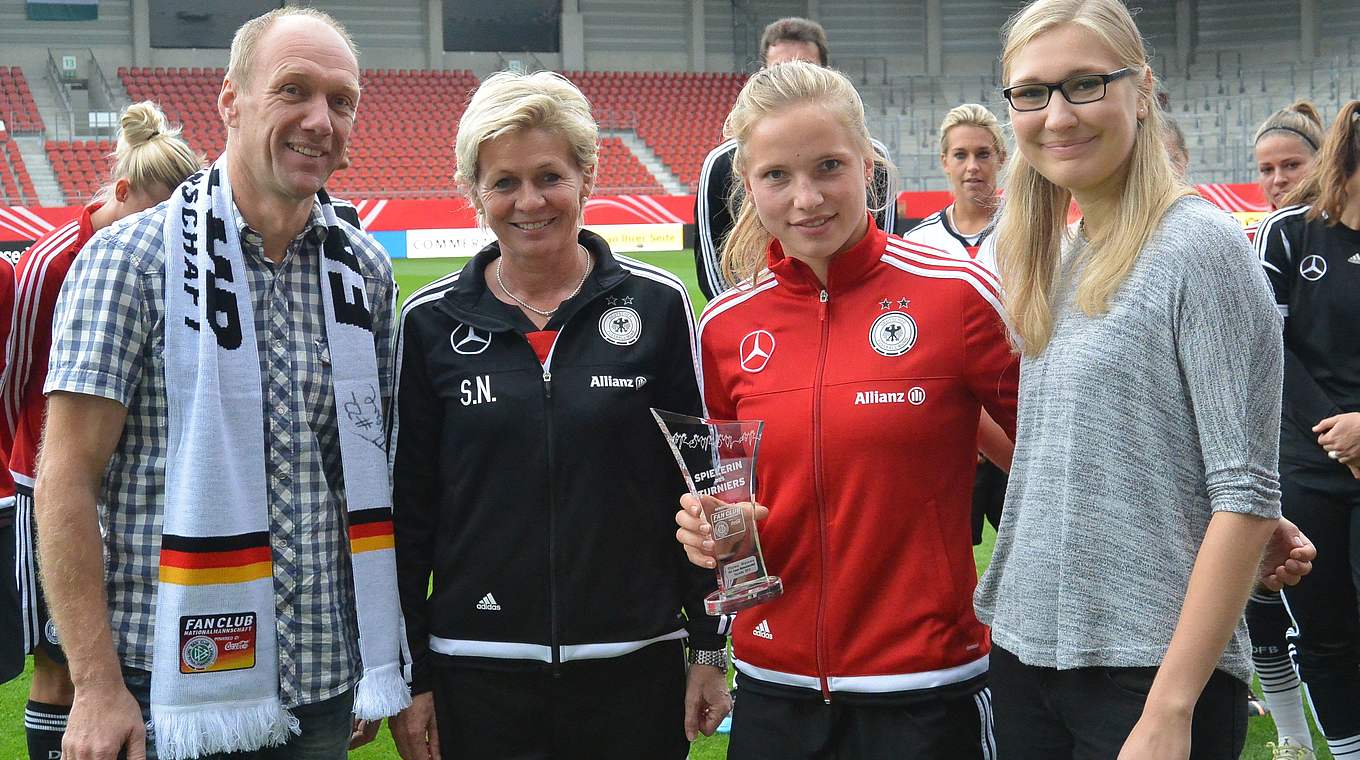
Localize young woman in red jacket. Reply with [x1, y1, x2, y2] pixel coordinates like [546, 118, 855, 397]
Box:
[674, 60, 1018, 759]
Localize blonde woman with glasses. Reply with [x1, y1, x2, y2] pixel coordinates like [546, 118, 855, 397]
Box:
[972, 1, 1314, 758]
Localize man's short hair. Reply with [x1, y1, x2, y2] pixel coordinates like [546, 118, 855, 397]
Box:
[759, 17, 830, 66]
[227, 7, 358, 87]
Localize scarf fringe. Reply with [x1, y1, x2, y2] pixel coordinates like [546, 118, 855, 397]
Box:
[152, 699, 298, 760]
[352, 661, 413, 720]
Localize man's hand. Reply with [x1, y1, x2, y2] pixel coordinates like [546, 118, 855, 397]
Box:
[1315, 412, 1360, 463]
[390, 692, 440, 760]
[1258, 517, 1316, 592]
[349, 718, 382, 749]
[63, 681, 146, 760]
[683, 664, 731, 742]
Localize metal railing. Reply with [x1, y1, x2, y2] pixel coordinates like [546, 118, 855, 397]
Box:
[89, 52, 124, 117]
[44, 50, 76, 140]
[836, 56, 891, 87]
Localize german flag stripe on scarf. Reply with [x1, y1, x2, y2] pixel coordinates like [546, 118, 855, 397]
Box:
[349, 507, 394, 554]
[159, 531, 271, 586]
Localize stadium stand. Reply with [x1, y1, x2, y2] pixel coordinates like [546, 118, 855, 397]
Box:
[8, 0, 1360, 201]
[596, 136, 664, 195]
[110, 66, 480, 201]
[0, 66, 43, 134]
[37, 67, 740, 202]
[30, 51, 1360, 201]
[0, 134, 37, 206]
[45, 137, 110, 203]
[565, 70, 746, 189]
[118, 67, 224, 158]
[334, 68, 479, 198]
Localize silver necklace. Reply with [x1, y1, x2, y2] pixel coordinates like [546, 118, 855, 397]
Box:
[495, 245, 592, 318]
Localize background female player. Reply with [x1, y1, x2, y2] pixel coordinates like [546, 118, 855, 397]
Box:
[1255, 101, 1325, 211]
[0, 100, 199, 760]
[1255, 101, 1360, 760]
[389, 70, 728, 760]
[974, 0, 1299, 758]
[905, 104, 1005, 268]
[1245, 98, 1326, 760]
[903, 103, 1013, 547]
[677, 60, 1019, 759]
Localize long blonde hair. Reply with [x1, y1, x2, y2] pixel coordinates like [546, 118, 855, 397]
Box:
[1282, 100, 1360, 221]
[996, 0, 1192, 355]
[719, 61, 892, 286]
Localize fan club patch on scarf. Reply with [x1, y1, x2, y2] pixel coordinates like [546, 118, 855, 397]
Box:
[179, 613, 257, 674]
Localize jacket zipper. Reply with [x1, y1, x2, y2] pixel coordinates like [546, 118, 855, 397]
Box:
[813, 288, 832, 703]
[542, 302, 591, 675]
[543, 365, 559, 674]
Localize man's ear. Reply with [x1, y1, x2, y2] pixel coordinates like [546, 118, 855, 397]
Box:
[219, 78, 239, 129]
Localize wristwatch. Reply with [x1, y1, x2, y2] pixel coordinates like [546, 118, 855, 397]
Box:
[688, 647, 729, 669]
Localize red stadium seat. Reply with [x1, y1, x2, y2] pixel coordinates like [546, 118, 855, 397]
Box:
[76, 66, 731, 200]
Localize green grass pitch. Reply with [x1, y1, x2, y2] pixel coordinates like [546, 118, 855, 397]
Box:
[0, 251, 1327, 758]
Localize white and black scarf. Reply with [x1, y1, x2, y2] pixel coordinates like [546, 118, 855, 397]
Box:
[154, 158, 408, 758]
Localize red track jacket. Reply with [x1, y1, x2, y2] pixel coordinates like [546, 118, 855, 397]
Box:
[698, 217, 1018, 699]
[2, 204, 98, 492]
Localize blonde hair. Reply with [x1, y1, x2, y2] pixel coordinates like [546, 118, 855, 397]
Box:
[227, 7, 357, 87]
[939, 103, 1007, 159]
[996, 0, 1192, 355]
[94, 101, 201, 203]
[1283, 100, 1360, 221]
[1253, 100, 1324, 153]
[719, 61, 893, 286]
[454, 70, 598, 219]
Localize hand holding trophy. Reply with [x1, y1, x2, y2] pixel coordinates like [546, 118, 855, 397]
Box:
[653, 409, 783, 615]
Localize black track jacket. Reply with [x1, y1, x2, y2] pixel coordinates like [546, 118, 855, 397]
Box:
[1257, 204, 1360, 480]
[392, 230, 723, 691]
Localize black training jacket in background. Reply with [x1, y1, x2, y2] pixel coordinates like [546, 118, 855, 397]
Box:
[1256, 204, 1360, 478]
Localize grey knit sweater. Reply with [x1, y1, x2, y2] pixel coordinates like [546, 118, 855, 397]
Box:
[974, 196, 1283, 684]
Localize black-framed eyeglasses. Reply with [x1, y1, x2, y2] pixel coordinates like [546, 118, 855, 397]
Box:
[1002, 68, 1134, 112]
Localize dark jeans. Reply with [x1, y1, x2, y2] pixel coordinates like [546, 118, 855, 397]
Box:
[1280, 466, 1360, 738]
[727, 673, 992, 760]
[989, 645, 1246, 759]
[122, 667, 354, 759]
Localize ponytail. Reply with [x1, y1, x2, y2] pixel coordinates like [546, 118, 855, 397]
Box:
[1286, 100, 1360, 220]
[95, 101, 201, 202]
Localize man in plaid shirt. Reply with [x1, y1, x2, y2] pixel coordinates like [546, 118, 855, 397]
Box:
[33, 8, 396, 759]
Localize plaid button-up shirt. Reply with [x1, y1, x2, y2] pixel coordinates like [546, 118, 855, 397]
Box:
[46, 199, 396, 707]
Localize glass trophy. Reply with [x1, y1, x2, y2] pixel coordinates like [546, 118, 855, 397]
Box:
[652, 409, 783, 615]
